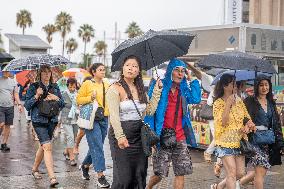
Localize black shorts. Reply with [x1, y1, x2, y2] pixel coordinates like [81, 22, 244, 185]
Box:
[0, 106, 14, 126]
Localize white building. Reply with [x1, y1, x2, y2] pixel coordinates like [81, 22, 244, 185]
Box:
[5, 34, 51, 59]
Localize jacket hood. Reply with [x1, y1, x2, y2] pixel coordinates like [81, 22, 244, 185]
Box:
[164, 58, 187, 82]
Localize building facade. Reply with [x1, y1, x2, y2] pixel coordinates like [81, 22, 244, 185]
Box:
[4, 34, 51, 59]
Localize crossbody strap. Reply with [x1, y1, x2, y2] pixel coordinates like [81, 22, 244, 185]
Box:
[173, 89, 181, 129]
[91, 79, 105, 108]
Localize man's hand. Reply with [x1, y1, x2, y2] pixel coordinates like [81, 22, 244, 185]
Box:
[18, 104, 23, 113]
[118, 137, 129, 149]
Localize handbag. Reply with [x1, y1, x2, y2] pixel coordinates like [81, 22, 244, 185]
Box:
[240, 138, 256, 156]
[252, 129, 275, 145]
[77, 101, 98, 130]
[131, 99, 160, 157]
[38, 100, 60, 118]
[200, 103, 213, 120]
[37, 83, 60, 118]
[94, 82, 105, 121]
[160, 89, 181, 149]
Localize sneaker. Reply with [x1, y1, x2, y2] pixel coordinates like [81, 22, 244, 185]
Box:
[79, 165, 90, 180]
[1, 144, 10, 152]
[97, 175, 110, 188]
[70, 160, 77, 166]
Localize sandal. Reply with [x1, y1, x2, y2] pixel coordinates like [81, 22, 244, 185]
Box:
[32, 170, 42, 179]
[63, 152, 70, 160]
[50, 177, 59, 187]
[210, 183, 218, 189]
[214, 162, 222, 178]
[204, 151, 212, 163]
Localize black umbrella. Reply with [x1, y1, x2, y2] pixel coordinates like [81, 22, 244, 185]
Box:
[0, 52, 14, 63]
[197, 51, 277, 74]
[3, 54, 70, 71]
[111, 29, 195, 71]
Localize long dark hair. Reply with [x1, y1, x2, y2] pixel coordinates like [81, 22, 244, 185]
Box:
[214, 74, 236, 100]
[118, 55, 147, 104]
[36, 65, 53, 83]
[254, 75, 274, 105]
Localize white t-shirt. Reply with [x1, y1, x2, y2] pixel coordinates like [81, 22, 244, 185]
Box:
[0, 77, 17, 107]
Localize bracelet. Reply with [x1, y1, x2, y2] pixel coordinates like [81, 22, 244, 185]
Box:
[17, 104, 22, 106]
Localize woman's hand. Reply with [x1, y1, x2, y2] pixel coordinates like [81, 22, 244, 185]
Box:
[118, 137, 129, 149]
[226, 94, 236, 107]
[35, 87, 43, 99]
[45, 92, 59, 101]
[245, 120, 256, 133]
[241, 125, 250, 134]
[155, 78, 163, 89]
[91, 91, 96, 101]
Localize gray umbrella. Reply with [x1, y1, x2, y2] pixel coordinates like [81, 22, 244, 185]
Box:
[0, 52, 14, 63]
[111, 29, 195, 71]
[197, 51, 277, 74]
[3, 54, 70, 71]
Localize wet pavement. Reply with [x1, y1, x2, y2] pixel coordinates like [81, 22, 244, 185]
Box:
[0, 108, 284, 189]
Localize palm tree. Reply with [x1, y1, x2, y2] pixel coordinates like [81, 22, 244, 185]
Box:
[42, 24, 57, 45]
[16, 9, 33, 35]
[78, 24, 95, 68]
[55, 12, 73, 56]
[66, 38, 78, 60]
[94, 40, 107, 64]
[125, 21, 143, 38]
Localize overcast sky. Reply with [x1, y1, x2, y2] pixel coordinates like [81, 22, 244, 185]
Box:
[0, 0, 225, 64]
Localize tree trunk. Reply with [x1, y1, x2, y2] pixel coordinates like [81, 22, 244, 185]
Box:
[22, 27, 25, 35]
[84, 41, 87, 69]
[62, 36, 65, 57]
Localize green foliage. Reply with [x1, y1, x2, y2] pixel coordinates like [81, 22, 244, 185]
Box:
[66, 38, 78, 54]
[94, 40, 107, 56]
[125, 21, 143, 38]
[16, 9, 32, 35]
[42, 24, 57, 44]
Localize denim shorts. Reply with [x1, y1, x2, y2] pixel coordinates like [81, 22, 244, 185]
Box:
[215, 146, 242, 158]
[32, 122, 57, 145]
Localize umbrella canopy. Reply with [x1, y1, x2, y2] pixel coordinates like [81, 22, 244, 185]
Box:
[3, 54, 70, 71]
[62, 68, 91, 78]
[211, 70, 273, 85]
[111, 29, 195, 71]
[0, 52, 14, 63]
[15, 70, 34, 87]
[197, 51, 277, 74]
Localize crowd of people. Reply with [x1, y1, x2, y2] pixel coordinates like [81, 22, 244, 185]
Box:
[0, 55, 283, 189]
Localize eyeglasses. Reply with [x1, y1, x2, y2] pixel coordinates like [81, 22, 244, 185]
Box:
[173, 68, 186, 74]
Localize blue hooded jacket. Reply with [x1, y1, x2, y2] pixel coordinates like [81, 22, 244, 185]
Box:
[145, 59, 201, 147]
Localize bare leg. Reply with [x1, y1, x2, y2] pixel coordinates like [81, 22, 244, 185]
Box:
[174, 176, 185, 189]
[73, 129, 85, 154]
[221, 155, 237, 189]
[239, 171, 255, 185]
[147, 175, 162, 189]
[42, 143, 56, 178]
[32, 145, 44, 171]
[254, 166, 267, 189]
[2, 125, 11, 144]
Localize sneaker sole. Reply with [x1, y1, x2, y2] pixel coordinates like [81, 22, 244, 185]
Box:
[97, 183, 110, 188]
